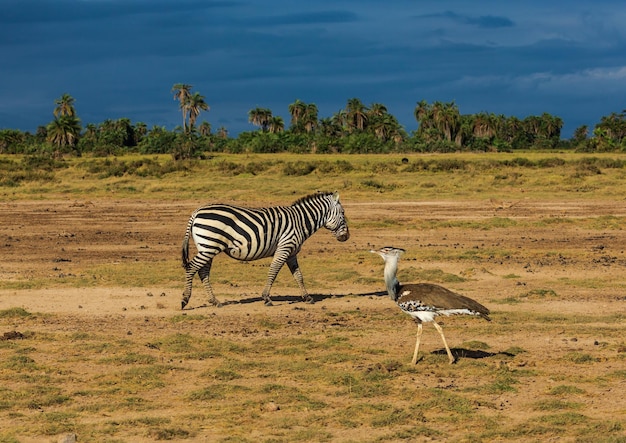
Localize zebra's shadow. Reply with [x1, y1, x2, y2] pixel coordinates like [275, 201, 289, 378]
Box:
[230, 291, 387, 306]
[188, 291, 388, 309]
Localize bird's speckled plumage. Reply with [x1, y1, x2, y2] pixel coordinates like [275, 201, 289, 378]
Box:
[371, 246, 491, 364]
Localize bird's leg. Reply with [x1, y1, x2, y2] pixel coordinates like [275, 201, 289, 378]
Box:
[432, 321, 455, 364]
[411, 321, 423, 364]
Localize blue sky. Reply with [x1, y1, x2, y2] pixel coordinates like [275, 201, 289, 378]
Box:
[1, 0, 625, 137]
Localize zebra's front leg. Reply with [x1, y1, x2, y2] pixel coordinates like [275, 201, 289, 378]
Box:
[286, 255, 312, 303]
[198, 260, 222, 308]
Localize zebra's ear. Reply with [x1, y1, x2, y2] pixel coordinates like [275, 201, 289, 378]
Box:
[332, 191, 340, 202]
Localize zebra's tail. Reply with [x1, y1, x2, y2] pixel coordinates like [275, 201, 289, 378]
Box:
[181, 216, 193, 269]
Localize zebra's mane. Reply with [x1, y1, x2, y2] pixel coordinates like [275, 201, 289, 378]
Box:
[291, 191, 334, 206]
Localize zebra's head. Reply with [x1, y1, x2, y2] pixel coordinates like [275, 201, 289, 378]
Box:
[324, 192, 350, 242]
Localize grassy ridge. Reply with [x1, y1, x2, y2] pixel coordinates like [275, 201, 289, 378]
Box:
[1, 152, 626, 201]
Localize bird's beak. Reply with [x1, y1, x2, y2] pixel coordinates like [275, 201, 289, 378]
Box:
[369, 250, 383, 259]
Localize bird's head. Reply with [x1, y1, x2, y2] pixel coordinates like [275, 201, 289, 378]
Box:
[369, 246, 405, 261]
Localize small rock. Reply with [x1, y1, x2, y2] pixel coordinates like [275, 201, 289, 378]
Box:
[58, 433, 77, 443]
[261, 401, 280, 412]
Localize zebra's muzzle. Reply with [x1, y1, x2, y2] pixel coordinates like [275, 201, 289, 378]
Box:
[335, 228, 350, 242]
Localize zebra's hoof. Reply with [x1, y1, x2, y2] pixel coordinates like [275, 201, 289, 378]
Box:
[264, 301, 273, 307]
[181, 301, 188, 310]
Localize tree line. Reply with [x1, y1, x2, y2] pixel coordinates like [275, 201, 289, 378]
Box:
[1, 84, 625, 158]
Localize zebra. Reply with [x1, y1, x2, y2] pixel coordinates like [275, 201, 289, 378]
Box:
[181, 191, 350, 309]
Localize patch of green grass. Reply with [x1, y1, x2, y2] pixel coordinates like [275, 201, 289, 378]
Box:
[502, 273, 522, 279]
[189, 383, 251, 402]
[101, 352, 157, 365]
[536, 412, 589, 426]
[258, 318, 281, 330]
[147, 427, 193, 440]
[563, 352, 598, 364]
[0, 432, 20, 443]
[371, 407, 413, 428]
[462, 340, 490, 350]
[208, 369, 243, 381]
[495, 296, 523, 304]
[2, 355, 39, 371]
[533, 399, 584, 411]
[399, 267, 465, 284]
[547, 385, 585, 395]
[417, 389, 477, 415]
[0, 307, 32, 318]
[169, 314, 208, 323]
[520, 288, 558, 298]
[474, 368, 520, 394]
[503, 346, 527, 356]
[329, 370, 392, 398]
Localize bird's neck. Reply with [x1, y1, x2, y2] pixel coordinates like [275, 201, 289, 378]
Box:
[383, 257, 401, 301]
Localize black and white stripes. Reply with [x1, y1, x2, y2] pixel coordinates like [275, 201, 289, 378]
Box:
[181, 191, 349, 309]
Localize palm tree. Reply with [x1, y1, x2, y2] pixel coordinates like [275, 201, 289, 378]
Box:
[303, 103, 318, 133]
[414, 100, 433, 136]
[53, 93, 76, 118]
[346, 98, 368, 132]
[187, 92, 210, 130]
[248, 107, 272, 132]
[35, 125, 48, 142]
[540, 113, 563, 141]
[455, 115, 474, 148]
[134, 122, 148, 145]
[318, 117, 341, 137]
[369, 103, 387, 118]
[47, 115, 81, 154]
[198, 121, 212, 137]
[472, 112, 494, 139]
[439, 102, 460, 144]
[217, 126, 228, 139]
[331, 109, 348, 136]
[572, 125, 589, 144]
[171, 83, 192, 132]
[288, 99, 307, 129]
[268, 116, 285, 134]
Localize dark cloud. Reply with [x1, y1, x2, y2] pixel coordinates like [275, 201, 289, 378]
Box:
[0, 0, 231, 24]
[1, 1, 625, 137]
[246, 11, 359, 26]
[415, 10, 514, 29]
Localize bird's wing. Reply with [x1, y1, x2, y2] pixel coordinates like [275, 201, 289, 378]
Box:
[399, 283, 491, 319]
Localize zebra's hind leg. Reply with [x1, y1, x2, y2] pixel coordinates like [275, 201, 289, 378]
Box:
[198, 260, 222, 307]
[181, 260, 198, 310]
[286, 256, 313, 304]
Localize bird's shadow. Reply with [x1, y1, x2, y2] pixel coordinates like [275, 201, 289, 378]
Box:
[430, 348, 513, 361]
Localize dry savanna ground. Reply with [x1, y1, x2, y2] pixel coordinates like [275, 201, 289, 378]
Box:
[0, 153, 625, 442]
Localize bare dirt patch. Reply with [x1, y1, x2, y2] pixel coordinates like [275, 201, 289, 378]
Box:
[0, 198, 625, 442]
